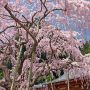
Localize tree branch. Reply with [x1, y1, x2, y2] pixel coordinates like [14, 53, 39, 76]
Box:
[0, 25, 21, 34]
[4, 4, 37, 43]
[40, 8, 66, 21]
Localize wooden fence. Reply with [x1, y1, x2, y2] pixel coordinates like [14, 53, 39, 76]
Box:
[35, 78, 90, 90]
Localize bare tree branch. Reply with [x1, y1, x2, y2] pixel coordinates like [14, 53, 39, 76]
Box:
[0, 25, 21, 34]
[0, 39, 6, 44]
[40, 0, 48, 14]
[4, 4, 37, 43]
[40, 8, 66, 21]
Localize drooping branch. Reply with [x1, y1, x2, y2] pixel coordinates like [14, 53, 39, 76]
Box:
[49, 39, 54, 59]
[0, 25, 21, 34]
[0, 14, 13, 20]
[10, 43, 26, 90]
[22, 15, 30, 24]
[0, 63, 11, 90]
[0, 39, 6, 44]
[0, 64, 11, 82]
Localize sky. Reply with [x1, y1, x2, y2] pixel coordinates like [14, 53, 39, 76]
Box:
[0, 0, 90, 43]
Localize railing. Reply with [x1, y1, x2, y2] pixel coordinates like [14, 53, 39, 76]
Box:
[34, 78, 90, 90]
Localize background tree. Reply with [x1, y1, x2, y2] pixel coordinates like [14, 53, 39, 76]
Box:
[80, 41, 90, 55]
